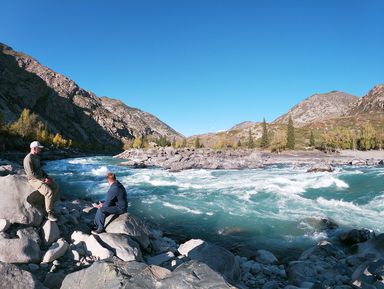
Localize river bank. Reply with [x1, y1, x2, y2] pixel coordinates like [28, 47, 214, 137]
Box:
[115, 148, 384, 171]
[1, 167, 384, 288]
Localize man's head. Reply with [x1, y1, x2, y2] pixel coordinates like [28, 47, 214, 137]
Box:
[106, 172, 116, 185]
[30, 141, 44, 155]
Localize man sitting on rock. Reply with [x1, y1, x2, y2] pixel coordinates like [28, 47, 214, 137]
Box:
[23, 141, 59, 222]
[92, 172, 128, 234]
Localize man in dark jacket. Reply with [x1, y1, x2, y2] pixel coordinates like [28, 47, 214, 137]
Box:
[92, 172, 128, 234]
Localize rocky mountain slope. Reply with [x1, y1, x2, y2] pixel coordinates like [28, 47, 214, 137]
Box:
[348, 84, 384, 115]
[273, 91, 359, 126]
[0, 42, 182, 149]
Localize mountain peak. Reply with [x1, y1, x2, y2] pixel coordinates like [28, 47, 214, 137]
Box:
[273, 91, 359, 126]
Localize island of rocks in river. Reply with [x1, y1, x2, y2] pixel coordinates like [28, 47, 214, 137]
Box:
[115, 148, 384, 172]
[1, 160, 384, 289]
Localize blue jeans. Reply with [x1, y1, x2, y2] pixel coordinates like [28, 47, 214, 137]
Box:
[94, 206, 124, 230]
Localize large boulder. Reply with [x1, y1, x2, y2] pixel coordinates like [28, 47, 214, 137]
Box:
[178, 239, 241, 282]
[0, 174, 44, 226]
[61, 260, 235, 289]
[105, 213, 150, 249]
[97, 233, 142, 262]
[0, 238, 41, 263]
[0, 261, 47, 289]
[61, 261, 168, 289]
[159, 260, 236, 289]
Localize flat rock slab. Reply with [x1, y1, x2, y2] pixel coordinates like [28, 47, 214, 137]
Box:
[0, 238, 40, 263]
[0, 174, 44, 226]
[97, 233, 142, 262]
[105, 213, 150, 249]
[0, 261, 47, 289]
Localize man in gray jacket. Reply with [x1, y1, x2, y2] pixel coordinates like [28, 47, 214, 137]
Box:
[23, 141, 59, 221]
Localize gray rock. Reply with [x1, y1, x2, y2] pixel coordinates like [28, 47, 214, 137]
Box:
[178, 239, 240, 282]
[97, 233, 142, 262]
[105, 213, 150, 249]
[61, 261, 166, 289]
[85, 235, 113, 260]
[71, 230, 90, 245]
[147, 251, 175, 266]
[0, 174, 44, 226]
[42, 220, 61, 245]
[151, 236, 177, 254]
[288, 261, 317, 286]
[17, 227, 41, 245]
[43, 272, 65, 289]
[339, 228, 375, 246]
[256, 249, 279, 265]
[0, 238, 40, 263]
[42, 238, 69, 263]
[159, 260, 235, 289]
[262, 281, 279, 289]
[300, 241, 345, 260]
[0, 261, 47, 289]
[307, 163, 334, 173]
[0, 219, 10, 232]
[28, 263, 40, 271]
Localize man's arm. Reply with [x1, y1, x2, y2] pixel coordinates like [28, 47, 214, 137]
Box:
[103, 185, 117, 208]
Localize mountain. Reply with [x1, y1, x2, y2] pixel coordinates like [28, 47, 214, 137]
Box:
[273, 91, 358, 126]
[348, 84, 384, 115]
[0, 42, 182, 149]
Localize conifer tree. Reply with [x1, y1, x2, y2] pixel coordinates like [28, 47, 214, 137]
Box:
[194, 137, 201, 149]
[286, 116, 295, 150]
[309, 131, 315, 147]
[260, 118, 269, 148]
[247, 129, 254, 149]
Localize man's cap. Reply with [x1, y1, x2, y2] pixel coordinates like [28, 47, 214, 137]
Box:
[30, 141, 44, 149]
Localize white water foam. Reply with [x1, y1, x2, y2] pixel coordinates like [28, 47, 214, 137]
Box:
[162, 202, 203, 215]
[91, 166, 108, 176]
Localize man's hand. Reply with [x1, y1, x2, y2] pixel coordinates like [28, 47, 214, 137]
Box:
[93, 201, 103, 209]
[43, 178, 53, 185]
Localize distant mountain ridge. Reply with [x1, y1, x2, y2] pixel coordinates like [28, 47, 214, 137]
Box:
[189, 85, 383, 148]
[273, 91, 359, 127]
[0, 42, 182, 149]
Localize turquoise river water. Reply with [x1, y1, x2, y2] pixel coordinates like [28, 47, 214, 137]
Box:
[44, 156, 384, 258]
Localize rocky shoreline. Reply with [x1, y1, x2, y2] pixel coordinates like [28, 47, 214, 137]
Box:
[1, 161, 384, 288]
[115, 148, 384, 171]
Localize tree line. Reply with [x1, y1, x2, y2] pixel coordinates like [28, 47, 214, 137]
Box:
[0, 109, 73, 148]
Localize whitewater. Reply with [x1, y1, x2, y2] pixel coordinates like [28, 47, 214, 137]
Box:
[44, 156, 384, 257]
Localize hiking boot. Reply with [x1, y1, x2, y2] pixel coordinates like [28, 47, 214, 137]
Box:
[47, 212, 58, 222]
[91, 228, 105, 235]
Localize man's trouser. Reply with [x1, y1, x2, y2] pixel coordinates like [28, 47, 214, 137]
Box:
[28, 179, 59, 213]
[94, 206, 124, 230]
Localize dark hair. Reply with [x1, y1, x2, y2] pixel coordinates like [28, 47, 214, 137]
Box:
[106, 172, 116, 181]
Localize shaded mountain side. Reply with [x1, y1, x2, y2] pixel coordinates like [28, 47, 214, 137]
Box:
[0, 42, 182, 150]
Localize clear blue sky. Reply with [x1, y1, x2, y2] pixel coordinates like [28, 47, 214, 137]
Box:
[1, 0, 383, 136]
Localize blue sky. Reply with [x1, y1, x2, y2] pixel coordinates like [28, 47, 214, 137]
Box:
[1, 0, 383, 136]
